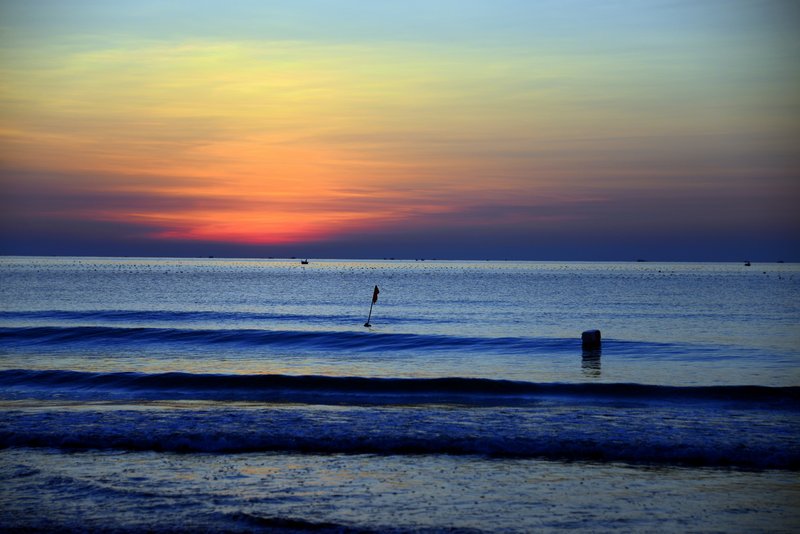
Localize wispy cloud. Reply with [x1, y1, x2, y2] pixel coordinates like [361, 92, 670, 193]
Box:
[1, 1, 797, 258]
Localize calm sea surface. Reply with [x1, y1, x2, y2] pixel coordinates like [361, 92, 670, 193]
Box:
[1, 257, 799, 532]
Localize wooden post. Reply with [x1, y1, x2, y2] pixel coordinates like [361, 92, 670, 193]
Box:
[581, 329, 601, 350]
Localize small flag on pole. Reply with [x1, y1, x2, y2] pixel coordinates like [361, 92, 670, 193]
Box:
[365, 285, 379, 327]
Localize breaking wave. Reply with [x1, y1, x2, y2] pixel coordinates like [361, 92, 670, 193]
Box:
[1, 395, 797, 469]
[0, 325, 584, 354]
[1, 369, 798, 407]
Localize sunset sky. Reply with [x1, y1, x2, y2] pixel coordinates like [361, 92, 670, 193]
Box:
[1, 0, 798, 260]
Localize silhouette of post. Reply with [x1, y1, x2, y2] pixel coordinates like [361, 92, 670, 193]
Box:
[364, 285, 379, 327]
[581, 329, 601, 350]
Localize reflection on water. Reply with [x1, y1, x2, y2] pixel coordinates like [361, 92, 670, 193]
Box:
[581, 350, 601, 378]
[4, 448, 798, 533]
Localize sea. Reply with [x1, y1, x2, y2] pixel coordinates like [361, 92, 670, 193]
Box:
[1, 256, 798, 532]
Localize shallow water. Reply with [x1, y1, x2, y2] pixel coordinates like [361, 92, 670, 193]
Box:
[1, 257, 799, 531]
[2, 449, 798, 533]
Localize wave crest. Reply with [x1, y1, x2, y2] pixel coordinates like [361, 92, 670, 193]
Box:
[2, 369, 798, 407]
[0, 325, 578, 354]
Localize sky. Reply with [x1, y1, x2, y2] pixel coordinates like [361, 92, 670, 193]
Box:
[1, 0, 798, 260]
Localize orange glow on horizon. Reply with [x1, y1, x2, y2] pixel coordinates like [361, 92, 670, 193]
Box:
[135, 209, 379, 245]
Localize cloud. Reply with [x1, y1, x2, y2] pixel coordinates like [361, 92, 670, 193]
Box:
[1, 2, 797, 260]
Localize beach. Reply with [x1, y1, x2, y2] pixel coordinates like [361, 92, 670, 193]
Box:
[1, 257, 799, 531]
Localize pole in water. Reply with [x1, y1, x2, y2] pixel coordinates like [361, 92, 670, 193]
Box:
[364, 285, 380, 327]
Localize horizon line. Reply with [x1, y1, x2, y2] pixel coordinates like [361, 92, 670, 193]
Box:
[1, 253, 793, 264]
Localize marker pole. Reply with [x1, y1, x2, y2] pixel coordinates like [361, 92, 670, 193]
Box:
[364, 285, 379, 327]
[364, 300, 374, 327]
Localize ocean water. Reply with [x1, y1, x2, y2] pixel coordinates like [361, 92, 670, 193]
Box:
[1, 257, 799, 532]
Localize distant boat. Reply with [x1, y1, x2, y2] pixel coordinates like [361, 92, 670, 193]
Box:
[744, 261, 751, 267]
[301, 259, 309, 265]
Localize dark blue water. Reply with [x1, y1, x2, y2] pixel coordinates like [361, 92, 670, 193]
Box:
[1, 257, 799, 531]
